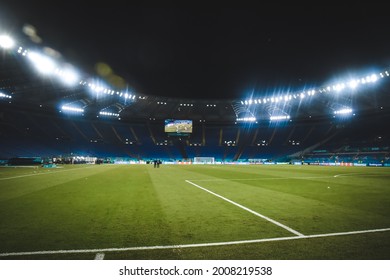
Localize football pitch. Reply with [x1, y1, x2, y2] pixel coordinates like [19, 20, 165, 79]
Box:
[0, 164, 389, 260]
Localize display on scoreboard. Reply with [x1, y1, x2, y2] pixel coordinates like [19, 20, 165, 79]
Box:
[164, 119, 192, 135]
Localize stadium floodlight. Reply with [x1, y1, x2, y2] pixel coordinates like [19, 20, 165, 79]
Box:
[348, 80, 359, 89]
[55, 67, 79, 86]
[270, 115, 290, 121]
[0, 92, 12, 99]
[0, 34, 15, 49]
[99, 111, 119, 117]
[332, 83, 344, 92]
[236, 117, 257, 122]
[334, 108, 352, 115]
[241, 67, 390, 117]
[367, 74, 378, 83]
[27, 51, 57, 75]
[17, 47, 28, 56]
[61, 105, 84, 113]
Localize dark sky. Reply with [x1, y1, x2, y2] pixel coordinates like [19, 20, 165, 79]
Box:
[2, 2, 390, 100]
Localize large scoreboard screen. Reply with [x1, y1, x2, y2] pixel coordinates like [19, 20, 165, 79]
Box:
[164, 119, 192, 135]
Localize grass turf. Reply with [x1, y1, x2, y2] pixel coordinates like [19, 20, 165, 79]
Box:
[0, 164, 389, 259]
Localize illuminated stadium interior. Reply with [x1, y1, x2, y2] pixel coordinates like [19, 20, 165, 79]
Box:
[0, 31, 389, 165]
[1, 8, 390, 265]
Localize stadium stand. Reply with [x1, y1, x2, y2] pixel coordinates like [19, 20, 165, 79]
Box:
[1, 42, 389, 165]
[1, 103, 388, 166]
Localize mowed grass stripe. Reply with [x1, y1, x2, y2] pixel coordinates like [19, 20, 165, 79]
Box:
[0, 166, 48, 179]
[185, 179, 304, 236]
[225, 167, 390, 222]
[0, 164, 97, 180]
[0, 165, 93, 180]
[1, 164, 389, 259]
[0, 165, 174, 252]
[169, 165, 390, 234]
[144, 165, 291, 243]
[0, 164, 118, 202]
[0, 164, 290, 255]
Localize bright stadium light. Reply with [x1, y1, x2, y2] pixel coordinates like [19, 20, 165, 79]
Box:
[236, 117, 257, 122]
[334, 108, 352, 115]
[0, 34, 15, 49]
[367, 74, 378, 83]
[240, 67, 390, 116]
[348, 79, 359, 89]
[27, 51, 57, 75]
[55, 67, 80, 85]
[61, 105, 84, 113]
[270, 115, 290, 121]
[99, 111, 119, 117]
[0, 92, 12, 99]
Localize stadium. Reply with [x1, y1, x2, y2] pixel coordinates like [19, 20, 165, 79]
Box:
[1, 9, 390, 261]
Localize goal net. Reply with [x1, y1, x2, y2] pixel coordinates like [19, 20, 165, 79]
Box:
[193, 157, 215, 164]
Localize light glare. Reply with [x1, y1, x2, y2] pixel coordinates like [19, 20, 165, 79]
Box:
[0, 35, 15, 49]
[28, 52, 57, 74]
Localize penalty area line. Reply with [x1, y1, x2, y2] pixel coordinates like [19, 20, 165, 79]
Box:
[185, 179, 304, 237]
[189, 176, 333, 182]
[334, 173, 389, 178]
[1, 228, 389, 258]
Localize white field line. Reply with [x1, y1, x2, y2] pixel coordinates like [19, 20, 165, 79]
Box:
[334, 173, 360, 178]
[333, 173, 390, 178]
[185, 180, 304, 237]
[0, 165, 41, 168]
[1, 227, 389, 257]
[188, 173, 390, 182]
[0, 166, 97, 181]
[190, 175, 334, 182]
[94, 253, 105, 260]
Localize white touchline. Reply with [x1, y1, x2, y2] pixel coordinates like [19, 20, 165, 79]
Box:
[94, 253, 105, 260]
[0, 228, 389, 257]
[0, 165, 97, 181]
[185, 180, 304, 237]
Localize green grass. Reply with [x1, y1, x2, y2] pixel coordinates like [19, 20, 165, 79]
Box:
[0, 164, 389, 259]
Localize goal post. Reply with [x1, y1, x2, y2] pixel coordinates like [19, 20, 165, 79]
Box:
[193, 157, 215, 164]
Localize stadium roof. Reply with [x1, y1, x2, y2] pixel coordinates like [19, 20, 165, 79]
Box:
[1, 3, 390, 123]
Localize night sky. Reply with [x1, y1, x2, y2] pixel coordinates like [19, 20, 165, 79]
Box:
[2, 2, 390, 100]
